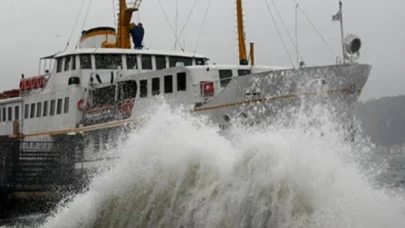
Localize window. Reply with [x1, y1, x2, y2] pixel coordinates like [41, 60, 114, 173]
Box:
[14, 106, 19, 120]
[219, 69, 233, 87]
[152, 77, 160, 96]
[80, 55, 92, 69]
[93, 86, 116, 106]
[141, 55, 152, 70]
[30, 103, 35, 118]
[2, 108, 5, 121]
[140, 80, 147, 98]
[164, 75, 173, 94]
[238, 69, 251, 76]
[64, 97, 69, 113]
[95, 54, 122, 69]
[195, 58, 206, 65]
[126, 55, 138, 69]
[71, 55, 76, 70]
[56, 58, 63, 72]
[57, 99, 63, 114]
[43, 101, 48, 117]
[24, 104, 29, 119]
[177, 72, 187, 91]
[169, 57, 192, 67]
[50, 100, 55, 116]
[155, 56, 166, 70]
[8, 107, 12, 121]
[64, 56, 71, 71]
[0, 109, 1, 122]
[36, 102, 42, 118]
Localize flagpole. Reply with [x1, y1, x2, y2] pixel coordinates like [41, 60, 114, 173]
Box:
[339, 0, 345, 64]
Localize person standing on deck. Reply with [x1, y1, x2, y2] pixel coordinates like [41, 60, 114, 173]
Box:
[129, 23, 145, 49]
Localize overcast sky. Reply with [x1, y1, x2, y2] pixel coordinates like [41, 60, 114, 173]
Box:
[0, 0, 403, 101]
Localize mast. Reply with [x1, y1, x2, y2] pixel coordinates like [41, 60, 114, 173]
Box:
[339, 1, 345, 63]
[236, 0, 248, 65]
[103, 0, 141, 48]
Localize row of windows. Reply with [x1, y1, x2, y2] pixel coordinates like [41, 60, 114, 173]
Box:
[0, 106, 19, 122]
[219, 69, 251, 87]
[24, 97, 69, 119]
[56, 54, 205, 72]
[139, 72, 187, 98]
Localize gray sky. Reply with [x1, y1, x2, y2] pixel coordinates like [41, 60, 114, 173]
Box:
[0, 0, 403, 101]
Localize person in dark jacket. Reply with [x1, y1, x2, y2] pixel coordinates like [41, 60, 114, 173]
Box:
[129, 23, 145, 49]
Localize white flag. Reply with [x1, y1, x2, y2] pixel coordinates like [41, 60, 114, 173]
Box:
[332, 10, 341, 21]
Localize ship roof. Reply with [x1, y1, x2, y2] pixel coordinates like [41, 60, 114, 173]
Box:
[48, 48, 209, 60]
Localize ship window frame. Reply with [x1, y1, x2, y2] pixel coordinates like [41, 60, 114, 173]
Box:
[30, 103, 35, 119]
[57, 98, 63, 115]
[36, 102, 42, 118]
[24, 104, 29, 119]
[43, 101, 48, 117]
[50, 100, 56, 116]
[95, 54, 122, 70]
[169, 56, 193, 67]
[64, 97, 69, 114]
[79, 54, 92, 69]
[140, 80, 148, 98]
[152, 77, 160, 96]
[7, 107, 12, 121]
[155, 55, 166, 70]
[126, 54, 138, 69]
[2, 108, 6, 121]
[219, 69, 233, 87]
[64, 56, 71, 71]
[141, 55, 153, 70]
[71, 55, 76, 70]
[14, 106, 19, 120]
[56, 58, 63, 73]
[238, 69, 251, 76]
[177, 72, 187, 91]
[195, 58, 206, 66]
[164, 75, 173, 94]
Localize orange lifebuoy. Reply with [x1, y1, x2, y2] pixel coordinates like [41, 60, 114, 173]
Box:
[120, 100, 134, 115]
[77, 99, 90, 111]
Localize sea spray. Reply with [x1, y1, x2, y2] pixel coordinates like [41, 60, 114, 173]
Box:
[40, 102, 405, 228]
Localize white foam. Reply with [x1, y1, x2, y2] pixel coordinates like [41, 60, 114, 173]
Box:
[40, 101, 405, 228]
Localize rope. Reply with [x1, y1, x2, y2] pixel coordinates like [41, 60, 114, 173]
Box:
[264, 0, 295, 67]
[81, 0, 94, 32]
[174, 0, 199, 50]
[157, 0, 184, 50]
[193, 0, 211, 56]
[291, 0, 337, 58]
[64, 0, 87, 51]
[112, 0, 116, 28]
[175, 0, 179, 51]
[270, 0, 305, 63]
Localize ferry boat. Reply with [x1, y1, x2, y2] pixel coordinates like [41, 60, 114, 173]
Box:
[0, 0, 371, 169]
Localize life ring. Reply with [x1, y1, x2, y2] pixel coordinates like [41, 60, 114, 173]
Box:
[120, 100, 134, 115]
[77, 99, 90, 111]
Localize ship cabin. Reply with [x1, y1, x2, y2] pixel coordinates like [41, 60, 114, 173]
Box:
[0, 47, 280, 138]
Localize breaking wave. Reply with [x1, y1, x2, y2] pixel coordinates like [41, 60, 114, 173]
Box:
[39, 101, 405, 228]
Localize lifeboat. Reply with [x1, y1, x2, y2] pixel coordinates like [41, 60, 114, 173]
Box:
[3, 89, 20, 98]
[19, 76, 46, 92]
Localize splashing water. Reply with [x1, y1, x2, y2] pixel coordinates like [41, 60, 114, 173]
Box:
[38, 101, 405, 228]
